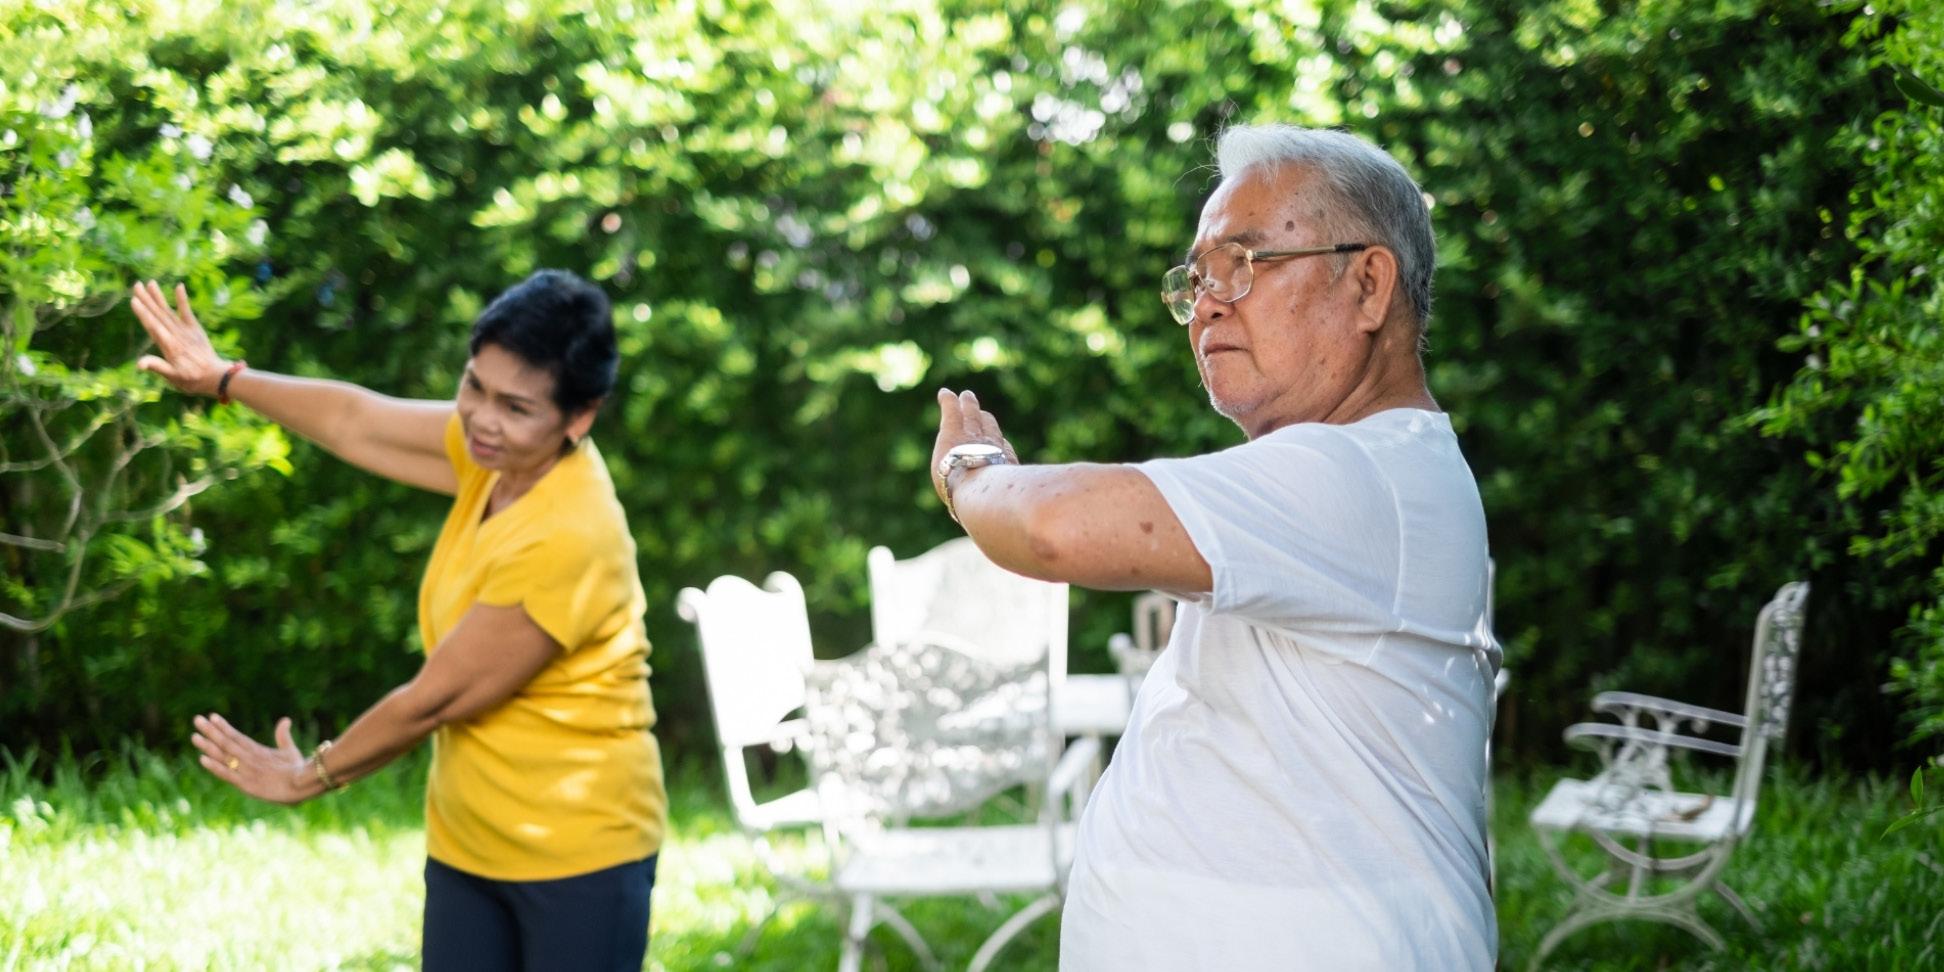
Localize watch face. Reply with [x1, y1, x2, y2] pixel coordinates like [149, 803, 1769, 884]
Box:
[939, 443, 1006, 477]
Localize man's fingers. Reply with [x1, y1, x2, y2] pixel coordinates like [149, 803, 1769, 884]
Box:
[274, 717, 298, 754]
[977, 411, 1004, 441]
[958, 390, 985, 438]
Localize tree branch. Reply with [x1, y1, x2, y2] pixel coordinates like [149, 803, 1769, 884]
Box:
[103, 474, 215, 523]
[0, 532, 66, 552]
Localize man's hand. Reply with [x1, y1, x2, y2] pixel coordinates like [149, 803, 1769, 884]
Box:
[932, 387, 1020, 510]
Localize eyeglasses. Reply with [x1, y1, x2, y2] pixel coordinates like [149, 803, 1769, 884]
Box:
[1160, 241, 1371, 325]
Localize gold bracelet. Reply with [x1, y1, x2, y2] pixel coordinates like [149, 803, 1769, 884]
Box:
[311, 739, 345, 792]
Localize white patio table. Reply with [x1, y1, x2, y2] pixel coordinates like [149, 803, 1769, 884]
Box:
[1054, 672, 1142, 738]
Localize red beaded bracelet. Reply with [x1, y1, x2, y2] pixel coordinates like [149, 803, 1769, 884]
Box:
[216, 360, 247, 405]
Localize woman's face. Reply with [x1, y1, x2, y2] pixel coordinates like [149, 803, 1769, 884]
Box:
[455, 343, 594, 474]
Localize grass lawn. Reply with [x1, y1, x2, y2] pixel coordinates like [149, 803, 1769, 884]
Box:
[2, 744, 1938, 970]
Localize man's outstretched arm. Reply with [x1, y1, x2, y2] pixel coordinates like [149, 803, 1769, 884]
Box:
[931, 388, 1212, 594]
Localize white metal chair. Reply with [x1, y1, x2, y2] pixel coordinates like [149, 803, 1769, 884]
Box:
[1483, 558, 1509, 894]
[676, 572, 827, 953]
[866, 537, 1067, 672]
[805, 635, 1098, 972]
[813, 539, 1093, 972]
[1526, 581, 1809, 969]
[1105, 590, 1176, 686]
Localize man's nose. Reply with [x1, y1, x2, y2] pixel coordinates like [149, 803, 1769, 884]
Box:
[1191, 287, 1229, 323]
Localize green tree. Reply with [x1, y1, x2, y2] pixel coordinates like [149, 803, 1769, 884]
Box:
[1755, 0, 1944, 748]
[4, 0, 1930, 780]
[0, 1, 286, 730]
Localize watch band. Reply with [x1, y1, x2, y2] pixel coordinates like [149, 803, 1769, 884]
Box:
[940, 444, 1010, 523]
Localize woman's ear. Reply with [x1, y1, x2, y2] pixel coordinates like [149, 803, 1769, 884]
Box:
[566, 398, 602, 445]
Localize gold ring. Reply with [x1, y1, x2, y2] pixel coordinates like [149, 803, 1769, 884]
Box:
[226, 757, 240, 770]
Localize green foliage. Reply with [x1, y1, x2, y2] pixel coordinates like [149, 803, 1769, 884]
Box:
[0, 3, 287, 682]
[1324, 0, 1888, 759]
[1884, 756, 1943, 837]
[1752, 0, 1944, 750]
[0, 0, 1932, 776]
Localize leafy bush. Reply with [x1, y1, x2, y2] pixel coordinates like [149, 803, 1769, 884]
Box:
[0, 1, 287, 730]
[0, 0, 1930, 774]
[1753, 0, 1944, 748]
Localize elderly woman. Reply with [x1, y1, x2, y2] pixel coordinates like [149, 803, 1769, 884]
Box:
[129, 270, 665, 971]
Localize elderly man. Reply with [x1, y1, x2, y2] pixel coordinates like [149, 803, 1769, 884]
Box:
[929, 124, 1499, 969]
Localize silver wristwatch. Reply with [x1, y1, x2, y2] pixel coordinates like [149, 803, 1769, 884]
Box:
[938, 443, 1011, 522]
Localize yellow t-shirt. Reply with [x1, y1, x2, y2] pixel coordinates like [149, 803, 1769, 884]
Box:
[416, 414, 666, 880]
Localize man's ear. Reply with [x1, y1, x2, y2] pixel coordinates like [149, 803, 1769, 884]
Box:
[1352, 247, 1400, 333]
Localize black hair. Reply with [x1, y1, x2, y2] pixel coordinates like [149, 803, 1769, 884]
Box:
[468, 269, 617, 416]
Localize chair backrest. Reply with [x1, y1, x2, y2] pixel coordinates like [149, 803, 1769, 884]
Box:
[1727, 581, 1811, 821]
[1108, 591, 1177, 679]
[802, 538, 1069, 833]
[867, 538, 1068, 672]
[804, 635, 1054, 829]
[1132, 591, 1176, 654]
[677, 572, 815, 823]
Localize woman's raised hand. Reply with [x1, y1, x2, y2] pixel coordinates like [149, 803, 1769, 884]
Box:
[129, 281, 228, 397]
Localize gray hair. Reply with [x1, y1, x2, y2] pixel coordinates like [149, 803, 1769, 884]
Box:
[1215, 124, 1436, 328]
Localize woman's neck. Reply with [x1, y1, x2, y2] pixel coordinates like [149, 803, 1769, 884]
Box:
[490, 452, 563, 510]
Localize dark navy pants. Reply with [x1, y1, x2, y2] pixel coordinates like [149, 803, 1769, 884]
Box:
[422, 855, 656, 972]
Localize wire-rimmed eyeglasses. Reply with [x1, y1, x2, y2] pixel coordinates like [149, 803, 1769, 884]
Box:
[1160, 241, 1371, 325]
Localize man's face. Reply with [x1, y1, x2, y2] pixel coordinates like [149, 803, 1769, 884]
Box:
[1186, 164, 1372, 436]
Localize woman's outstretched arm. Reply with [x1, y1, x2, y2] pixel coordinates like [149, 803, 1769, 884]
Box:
[130, 280, 458, 495]
[187, 601, 560, 804]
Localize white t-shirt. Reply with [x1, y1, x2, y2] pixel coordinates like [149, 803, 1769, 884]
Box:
[1060, 408, 1500, 971]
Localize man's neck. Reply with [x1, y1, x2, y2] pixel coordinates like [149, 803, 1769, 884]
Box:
[1244, 351, 1436, 439]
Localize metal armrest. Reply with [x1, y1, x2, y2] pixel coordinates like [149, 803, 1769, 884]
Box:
[1048, 735, 1104, 802]
[767, 718, 810, 753]
[1591, 691, 1746, 733]
[1564, 722, 1743, 759]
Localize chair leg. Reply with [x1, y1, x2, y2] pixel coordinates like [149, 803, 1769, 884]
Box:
[876, 903, 940, 972]
[1623, 834, 1651, 899]
[1661, 907, 1728, 951]
[840, 894, 874, 972]
[1714, 880, 1760, 929]
[1528, 898, 1728, 971]
[737, 889, 819, 957]
[736, 898, 783, 957]
[968, 893, 1062, 972]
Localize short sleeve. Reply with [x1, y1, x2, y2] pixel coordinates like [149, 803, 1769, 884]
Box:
[1135, 427, 1402, 631]
[475, 526, 620, 652]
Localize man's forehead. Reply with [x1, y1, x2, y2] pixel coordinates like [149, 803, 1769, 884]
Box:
[1190, 165, 1322, 254]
